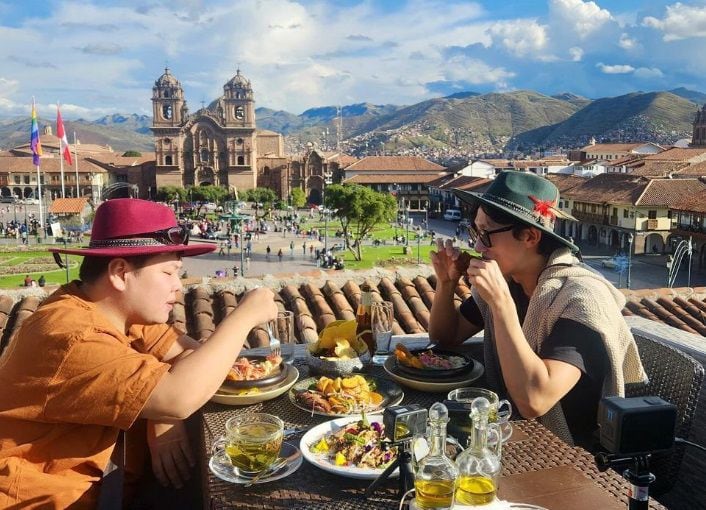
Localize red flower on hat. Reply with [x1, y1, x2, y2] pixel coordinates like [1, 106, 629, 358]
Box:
[529, 195, 556, 226]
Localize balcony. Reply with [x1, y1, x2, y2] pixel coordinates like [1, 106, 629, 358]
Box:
[571, 209, 608, 225]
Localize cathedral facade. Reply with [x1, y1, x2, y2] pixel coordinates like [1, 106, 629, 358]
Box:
[151, 67, 260, 194]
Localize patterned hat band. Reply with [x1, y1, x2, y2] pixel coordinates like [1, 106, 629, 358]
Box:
[483, 193, 556, 229]
[88, 238, 173, 249]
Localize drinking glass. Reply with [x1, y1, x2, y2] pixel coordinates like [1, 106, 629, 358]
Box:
[211, 413, 284, 476]
[447, 388, 513, 445]
[269, 311, 295, 363]
[371, 301, 394, 365]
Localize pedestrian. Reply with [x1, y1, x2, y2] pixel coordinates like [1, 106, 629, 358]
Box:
[289, 240, 294, 258]
[23, 275, 32, 287]
[37, 275, 46, 287]
[278, 248, 283, 262]
[266, 245, 271, 260]
[303, 242, 307, 257]
[218, 239, 225, 256]
[310, 244, 314, 258]
[0, 198, 278, 508]
[226, 237, 232, 256]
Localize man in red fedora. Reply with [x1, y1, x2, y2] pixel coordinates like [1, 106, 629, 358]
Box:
[0, 199, 278, 509]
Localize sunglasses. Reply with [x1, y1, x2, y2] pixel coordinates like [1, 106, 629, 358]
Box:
[467, 224, 514, 248]
[147, 225, 190, 246]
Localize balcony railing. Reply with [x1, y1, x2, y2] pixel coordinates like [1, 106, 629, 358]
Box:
[571, 210, 608, 225]
[647, 219, 659, 230]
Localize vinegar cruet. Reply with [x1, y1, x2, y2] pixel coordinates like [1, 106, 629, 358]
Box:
[414, 402, 459, 509]
[454, 397, 502, 506]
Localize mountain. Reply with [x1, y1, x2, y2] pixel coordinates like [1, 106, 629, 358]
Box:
[513, 91, 696, 150]
[668, 87, 706, 106]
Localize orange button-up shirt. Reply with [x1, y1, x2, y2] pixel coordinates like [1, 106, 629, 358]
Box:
[0, 282, 179, 509]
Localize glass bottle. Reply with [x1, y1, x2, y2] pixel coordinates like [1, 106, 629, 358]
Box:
[414, 403, 458, 509]
[356, 283, 375, 355]
[454, 397, 502, 506]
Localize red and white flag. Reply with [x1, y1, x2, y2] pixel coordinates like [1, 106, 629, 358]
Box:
[56, 105, 72, 165]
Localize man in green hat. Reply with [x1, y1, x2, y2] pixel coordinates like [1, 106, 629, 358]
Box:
[429, 171, 646, 449]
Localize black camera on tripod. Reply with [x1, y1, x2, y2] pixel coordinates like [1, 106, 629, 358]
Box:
[595, 396, 677, 510]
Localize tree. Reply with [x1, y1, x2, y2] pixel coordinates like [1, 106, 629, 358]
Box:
[156, 186, 186, 204]
[122, 150, 142, 157]
[290, 187, 306, 209]
[324, 184, 396, 261]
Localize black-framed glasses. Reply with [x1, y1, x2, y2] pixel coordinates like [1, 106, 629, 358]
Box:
[148, 225, 190, 245]
[467, 224, 514, 248]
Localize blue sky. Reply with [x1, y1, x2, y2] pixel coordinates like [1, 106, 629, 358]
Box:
[1, 0, 706, 119]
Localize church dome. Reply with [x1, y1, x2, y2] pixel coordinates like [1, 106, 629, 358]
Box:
[155, 67, 181, 88]
[225, 68, 251, 90]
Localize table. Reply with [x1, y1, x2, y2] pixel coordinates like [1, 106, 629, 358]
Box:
[199, 339, 665, 510]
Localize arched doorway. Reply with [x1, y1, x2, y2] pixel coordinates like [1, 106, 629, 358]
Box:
[610, 230, 620, 248]
[644, 233, 665, 254]
[198, 167, 214, 186]
[308, 188, 322, 205]
[588, 225, 598, 245]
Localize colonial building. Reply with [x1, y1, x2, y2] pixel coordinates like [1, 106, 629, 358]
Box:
[691, 103, 706, 147]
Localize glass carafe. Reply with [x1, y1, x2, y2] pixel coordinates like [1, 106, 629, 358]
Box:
[414, 403, 459, 509]
[454, 397, 502, 506]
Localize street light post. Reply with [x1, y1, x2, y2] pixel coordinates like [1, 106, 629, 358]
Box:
[417, 233, 421, 264]
[627, 233, 634, 290]
[405, 206, 410, 247]
[240, 221, 245, 277]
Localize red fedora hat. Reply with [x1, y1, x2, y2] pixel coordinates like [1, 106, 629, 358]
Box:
[49, 199, 215, 258]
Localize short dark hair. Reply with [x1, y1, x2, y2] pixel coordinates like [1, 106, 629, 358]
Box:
[79, 255, 154, 283]
[472, 204, 564, 257]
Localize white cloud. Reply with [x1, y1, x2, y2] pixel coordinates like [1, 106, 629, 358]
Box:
[618, 33, 637, 50]
[643, 3, 706, 41]
[442, 56, 515, 86]
[568, 47, 583, 61]
[549, 0, 613, 39]
[596, 62, 635, 74]
[634, 67, 664, 79]
[486, 20, 548, 57]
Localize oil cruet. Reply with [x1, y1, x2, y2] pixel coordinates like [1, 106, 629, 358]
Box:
[454, 397, 502, 506]
[414, 402, 459, 509]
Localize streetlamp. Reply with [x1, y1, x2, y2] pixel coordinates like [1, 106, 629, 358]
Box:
[405, 206, 410, 247]
[417, 233, 421, 263]
[240, 220, 245, 277]
[626, 233, 634, 290]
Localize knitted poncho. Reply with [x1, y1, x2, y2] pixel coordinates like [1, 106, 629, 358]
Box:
[473, 248, 647, 444]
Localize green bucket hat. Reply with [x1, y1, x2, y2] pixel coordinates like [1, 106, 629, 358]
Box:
[454, 171, 578, 252]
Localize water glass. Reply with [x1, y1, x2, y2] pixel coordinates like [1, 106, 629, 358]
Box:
[211, 413, 284, 476]
[269, 310, 295, 363]
[371, 301, 394, 364]
[447, 388, 513, 444]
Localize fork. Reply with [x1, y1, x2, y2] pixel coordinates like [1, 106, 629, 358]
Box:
[267, 322, 281, 358]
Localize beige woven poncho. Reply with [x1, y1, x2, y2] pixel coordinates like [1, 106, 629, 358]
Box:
[473, 248, 647, 444]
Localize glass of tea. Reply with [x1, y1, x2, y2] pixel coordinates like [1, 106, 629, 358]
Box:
[371, 301, 394, 365]
[446, 388, 513, 444]
[212, 413, 284, 476]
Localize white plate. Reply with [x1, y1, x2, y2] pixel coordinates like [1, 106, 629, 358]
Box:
[209, 441, 302, 484]
[210, 365, 299, 405]
[383, 356, 484, 392]
[300, 416, 399, 479]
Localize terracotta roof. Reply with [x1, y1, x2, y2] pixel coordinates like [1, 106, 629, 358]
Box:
[643, 147, 706, 163]
[0, 155, 107, 173]
[674, 160, 706, 177]
[4, 270, 706, 356]
[344, 173, 442, 184]
[426, 174, 458, 187]
[670, 190, 706, 213]
[563, 173, 648, 204]
[11, 134, 114, 155]
[608, 155, 645, 167]
[346, 156, 446, 172]
[545, 174, 588, 193]
[439, 176, 491, 191]
[479, 159, 512, 167]
[48, 198, 90, 214]
[626, 161, 688, 177]
[86, 154, 155, 166]
[636, 179, 706, 206]
[580, 142, 647, 152]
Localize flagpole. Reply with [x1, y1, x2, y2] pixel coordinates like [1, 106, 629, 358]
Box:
[36, 163, 44, 239]
[58, 103, 65, 198]
[73, 131, 79, 197]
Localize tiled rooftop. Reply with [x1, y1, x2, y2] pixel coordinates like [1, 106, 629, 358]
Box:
[345, 156, 446, 172]
[636, 178, 706, 207]
[2, 269, 706, 357]
[563, 173, 648, 204]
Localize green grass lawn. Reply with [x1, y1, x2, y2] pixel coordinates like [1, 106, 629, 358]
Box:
[0, 250, 81, 288]
[335, 242, 435, 270]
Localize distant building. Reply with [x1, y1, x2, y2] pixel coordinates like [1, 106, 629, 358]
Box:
[691, 104, 706, 147]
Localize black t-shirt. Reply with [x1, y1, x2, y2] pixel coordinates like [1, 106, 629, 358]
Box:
[460, 281, 607, 449]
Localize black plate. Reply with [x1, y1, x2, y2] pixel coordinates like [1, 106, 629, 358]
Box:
[222, 356, 287, 389]
[394, 348, 474, 379]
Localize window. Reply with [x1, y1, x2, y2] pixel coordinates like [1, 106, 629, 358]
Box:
[237, 156, 245, 165]
[648, 210, 657, 219]
[162, 104, 172, 120]
[23, 176, 29, 184]
[235, 106, 244, 120]
[623, 209, 628, 218]
[200, 148, 209, 163]
[13, 176, 19, 184]
[612, 207, 617, 216]
[591, 204, 596, 213]
[165, 155, 173, 165]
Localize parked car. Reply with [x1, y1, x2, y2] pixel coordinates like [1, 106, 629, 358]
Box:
[443, 209, 462, 221]
[601, 258, 617, 268]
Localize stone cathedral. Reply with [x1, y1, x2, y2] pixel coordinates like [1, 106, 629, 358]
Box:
[150, 67, 284, 194]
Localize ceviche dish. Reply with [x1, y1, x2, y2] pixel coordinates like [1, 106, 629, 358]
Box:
[394, 344, 466, 371]
[309, 414, 397, 469]
[294, 375, 384, 415]
[226, 353, 282, 382]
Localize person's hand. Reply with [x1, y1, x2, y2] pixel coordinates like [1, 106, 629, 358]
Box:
[430, 238, 463, 285]
[236, 287, 279, 327]
[147, 420, 195, 489]
[466, 258, 513, 310]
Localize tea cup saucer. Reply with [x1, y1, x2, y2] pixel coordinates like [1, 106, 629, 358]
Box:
[209, 441, 303, 485]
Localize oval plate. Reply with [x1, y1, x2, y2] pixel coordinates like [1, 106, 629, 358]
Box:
[394, 348, 474, 379]
[288, 375, 403, 417]
[384, 356, 484, 393]
[211, 365, 299, 406]
[222, 355, 287, 390]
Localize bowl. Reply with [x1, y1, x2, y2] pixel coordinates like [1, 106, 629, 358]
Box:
[394, 348, 474, 380]
[306, 349, 371, 377]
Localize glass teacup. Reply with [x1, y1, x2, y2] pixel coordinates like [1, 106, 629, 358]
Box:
[212, 413, 284, 476]
[446, 388, 513, 445]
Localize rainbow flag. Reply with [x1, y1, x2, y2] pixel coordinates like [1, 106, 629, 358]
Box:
[30, 100, 42, 166]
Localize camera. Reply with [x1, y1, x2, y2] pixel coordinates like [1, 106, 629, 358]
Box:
[383, 404, 427, 444]
[598, 396, 677, 455]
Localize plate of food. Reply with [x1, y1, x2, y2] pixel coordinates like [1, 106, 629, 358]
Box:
[289, 374, 403, 417]
[300, 414, 400, 479]
[222, 353, 287, 389]
[383, 355, 484, 393]
[393, 344, 473, 379]
[211, 364, 299, 405]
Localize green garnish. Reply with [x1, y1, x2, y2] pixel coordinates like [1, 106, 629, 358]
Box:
[344, 432, 365, 445]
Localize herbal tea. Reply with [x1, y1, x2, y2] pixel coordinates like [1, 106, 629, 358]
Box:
[414, 479, 455, 509]
[225, 421, 283, 473]
[455, 475, 497, 506]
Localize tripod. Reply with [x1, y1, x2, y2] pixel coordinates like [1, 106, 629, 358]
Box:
[595, 452, 655, 510]
[365, 440, 415, 499]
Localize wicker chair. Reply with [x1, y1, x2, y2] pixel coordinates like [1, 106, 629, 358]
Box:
[625, 333, 704, 496]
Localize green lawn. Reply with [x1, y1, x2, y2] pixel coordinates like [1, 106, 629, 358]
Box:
[335, 242, 435, 270]
[0, 250, 81, 288]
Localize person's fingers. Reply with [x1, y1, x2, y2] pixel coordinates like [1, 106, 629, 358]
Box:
[152, 453, 169, 487]
[171, 447, 192, 485]
[162, 452, 183, 488]
[181, 437, 196, 468]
